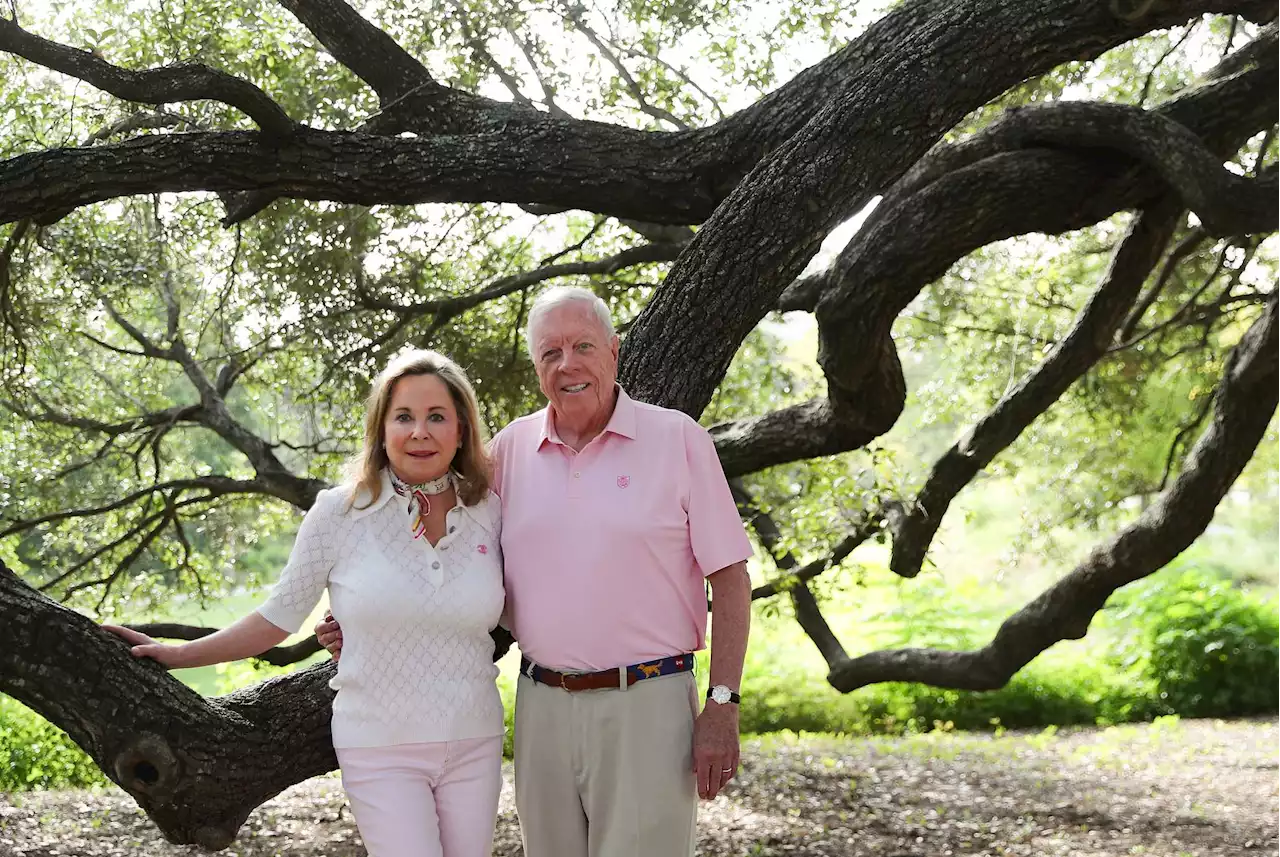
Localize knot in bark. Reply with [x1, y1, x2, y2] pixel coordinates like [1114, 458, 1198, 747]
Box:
[114, 732, 181, 797]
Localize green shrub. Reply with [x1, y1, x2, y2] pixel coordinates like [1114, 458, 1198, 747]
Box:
[1110, 566, 1279, 717]
[736, 656, 1163, 737]
[0, 695, 107, 790]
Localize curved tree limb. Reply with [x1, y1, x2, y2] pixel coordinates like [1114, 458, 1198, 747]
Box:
[95, 293, 326, 510]
[619, 0, 1271, 421]
[806, 48, 1276, 453]
[666, 33, 1275, 482]
[884, 24, 1277, 210]
[827, 297, 1277, 691]
[711, 388, 902, 479]
[0, 558, 339, 850]
[640, 25, 1280, 483]
[0, 125, 713, 227]
[887, 198, 1184, 579]
[948, 101, 1277, 237]
[731, 480, 852, 667]
[2, 0, 1265, 233]
[275, 0, 434, 103]
[0, 15, 295, 136]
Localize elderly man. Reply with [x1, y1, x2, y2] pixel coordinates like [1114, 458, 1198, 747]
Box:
[320, 286, 752, 857]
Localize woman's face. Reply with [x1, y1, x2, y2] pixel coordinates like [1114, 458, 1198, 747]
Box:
[382, 373, 462, 484]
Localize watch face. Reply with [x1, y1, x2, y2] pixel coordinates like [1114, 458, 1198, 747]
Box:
[711, 686, 731, 704]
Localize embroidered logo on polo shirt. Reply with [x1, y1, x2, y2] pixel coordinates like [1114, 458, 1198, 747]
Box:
[477, 544, 489, 554]
[617, 475, 630, 488]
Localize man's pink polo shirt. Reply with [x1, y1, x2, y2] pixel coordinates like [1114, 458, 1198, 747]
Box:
[489, 387, 752, 672]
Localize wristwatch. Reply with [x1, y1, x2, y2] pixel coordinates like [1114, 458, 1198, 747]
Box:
[707, 685, 740, 705]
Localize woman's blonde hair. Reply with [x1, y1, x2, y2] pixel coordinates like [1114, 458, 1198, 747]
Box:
[346, 349, 491, 510]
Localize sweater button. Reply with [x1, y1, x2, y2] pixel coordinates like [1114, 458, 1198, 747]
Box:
[432, 561, 441, 569]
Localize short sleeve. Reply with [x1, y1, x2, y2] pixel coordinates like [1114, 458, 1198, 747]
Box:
[683, 419, 753, 577]
[487, 429, 510, 497]
[257, 490, 341, 634]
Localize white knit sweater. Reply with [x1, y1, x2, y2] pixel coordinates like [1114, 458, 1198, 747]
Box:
[257, 470, 505, 748]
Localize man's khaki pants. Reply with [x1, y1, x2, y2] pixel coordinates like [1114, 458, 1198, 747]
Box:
[514, 671, 698, 857]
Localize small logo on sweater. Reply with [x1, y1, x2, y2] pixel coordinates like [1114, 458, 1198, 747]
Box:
[477, 544, 489, 554]
[617, 475, 630, 489]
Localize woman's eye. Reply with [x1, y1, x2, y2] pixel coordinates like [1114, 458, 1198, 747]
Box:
[395, 413, 412, 422]
[428, 413, 446, 422]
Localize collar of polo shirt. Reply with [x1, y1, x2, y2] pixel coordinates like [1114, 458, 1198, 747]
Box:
[537, 384, 638, 449]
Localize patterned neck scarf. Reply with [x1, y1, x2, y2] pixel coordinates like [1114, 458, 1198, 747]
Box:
[389, 470, 454, 540]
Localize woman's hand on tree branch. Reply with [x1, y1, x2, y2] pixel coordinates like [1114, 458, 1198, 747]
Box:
[102, 625, 191, 669]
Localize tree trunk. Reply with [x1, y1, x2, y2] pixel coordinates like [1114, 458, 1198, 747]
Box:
[0, 563, 336, 848]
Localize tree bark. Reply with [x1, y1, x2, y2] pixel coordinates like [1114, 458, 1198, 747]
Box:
[1, 0, 1277, 848]
[0, 561, 337, 849]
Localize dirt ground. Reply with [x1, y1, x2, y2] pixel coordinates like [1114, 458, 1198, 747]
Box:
[1, 717, 1275, 857]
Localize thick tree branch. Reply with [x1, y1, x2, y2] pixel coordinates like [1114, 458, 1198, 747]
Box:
[619, 0, 1270, 419]
[827, 297, 1277, 691]
[4, 0, 1266, 233]
[275, 0, 433, 103]
[947, 101, 1277, 237]
[887, 199, 1184, 579]
[0, 558, 339, 849]
[0, 125, 711, 227]
[711, 396, 897, 479]
[0, 16, 295, 135]
[800, 48, 1276, 466]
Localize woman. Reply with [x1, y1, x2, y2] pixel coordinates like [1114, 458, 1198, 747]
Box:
[106, 349, 506, 857]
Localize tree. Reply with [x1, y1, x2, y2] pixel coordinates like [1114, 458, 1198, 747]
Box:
[1, 0, 1276, 847]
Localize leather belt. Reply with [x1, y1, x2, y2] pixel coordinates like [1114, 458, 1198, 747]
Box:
[520, 653, 694, 691]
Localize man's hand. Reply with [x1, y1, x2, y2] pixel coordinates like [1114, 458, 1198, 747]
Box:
[314, 611, 343, 662]
[692, 699, 740, 800]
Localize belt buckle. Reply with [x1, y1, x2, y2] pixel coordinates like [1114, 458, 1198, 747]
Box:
[558, 672, 569, 690]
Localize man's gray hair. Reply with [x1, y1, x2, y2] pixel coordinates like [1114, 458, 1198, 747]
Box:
[525, 286, 615, 356]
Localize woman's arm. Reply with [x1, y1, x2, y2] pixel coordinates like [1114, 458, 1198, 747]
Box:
[103, 612, 290, 670]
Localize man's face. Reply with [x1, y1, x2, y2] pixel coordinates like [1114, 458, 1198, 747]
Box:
[530, 302, 619, 427]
